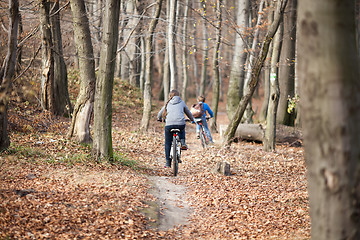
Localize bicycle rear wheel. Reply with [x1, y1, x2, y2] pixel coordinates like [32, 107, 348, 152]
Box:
[199, 129, 207, 148]
[172, 136, 178, 176]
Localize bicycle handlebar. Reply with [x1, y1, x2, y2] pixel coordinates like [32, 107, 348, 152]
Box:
[185, 116, 212, 123]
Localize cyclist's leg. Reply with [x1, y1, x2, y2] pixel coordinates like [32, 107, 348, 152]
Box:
[195, 118, 201, 138]
[164, 126, 173, 167]
[202, 116, 213, 143]
[177, 125, 187, 149]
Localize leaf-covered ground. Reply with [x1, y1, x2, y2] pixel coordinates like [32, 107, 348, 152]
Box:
[1, 81, 310, 239]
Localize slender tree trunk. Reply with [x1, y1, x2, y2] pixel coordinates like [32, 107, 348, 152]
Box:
[92, 0, 120, 160]
[68, 0, 96, 144]
[0, 0, 19, 151]
[192, 24, 199, 95]
[139, 35, 145, 92]
[242, 0, 266, 123]
[277, 0, 297, 126]
[298, 0, 360, 239]
[199, 0, 208, 97]
[181, 0, 189, 102]
[93, 0, 103, 68]
[259, 2, 274, 123]
[222, 0, 288, 147]
[263, 21, 283, 151]
[168, 0, 177, 90]
[226, 0, 249, 120]
[50, 1, 72, 117]
[140, 0, 163, 131]
[211, 0, 222, 132]
[40, 0, 55, 113]
[163, 0, 170, 102]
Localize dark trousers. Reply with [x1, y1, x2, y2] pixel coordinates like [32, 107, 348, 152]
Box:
[165, 125, 185, 166]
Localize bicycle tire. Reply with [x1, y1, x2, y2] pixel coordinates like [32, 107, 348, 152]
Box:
[200, 130, 207, 148]
[172, 136, 178, 176]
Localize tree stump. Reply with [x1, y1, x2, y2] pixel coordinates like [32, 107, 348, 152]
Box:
[212, 161, 231, 176]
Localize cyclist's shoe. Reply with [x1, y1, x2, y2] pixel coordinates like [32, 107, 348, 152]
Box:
[196, 134, 200, 139]
[178, 158, 182, 163]
[180, 139, 188, 150]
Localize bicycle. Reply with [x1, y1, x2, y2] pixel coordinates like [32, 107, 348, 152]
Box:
[194, 116, 211, 148]
[169, 128, 182, 176]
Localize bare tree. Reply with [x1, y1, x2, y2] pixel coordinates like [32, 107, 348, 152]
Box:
[263, 18, 283, 151]
[181, 0, 190, 102]
[226, 0, 249, 120]
[277, 0, 297, 125]
[92, 0, 120, 160]
[210, 0, 222, 132]
[242, 0, 266, 123]
[39, 0, 72, 117]
[199, 0, 208, 97]
[140, 0, 163, 132]
[0, 0, 19, 151]
[298, 0, 360, 238]
[67, 0, 96, 144]
[168, 0, 177, 90]
[222, 0, 288, 147]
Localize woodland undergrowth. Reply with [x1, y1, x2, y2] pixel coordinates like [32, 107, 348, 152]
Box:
[0, 79, 310, 239]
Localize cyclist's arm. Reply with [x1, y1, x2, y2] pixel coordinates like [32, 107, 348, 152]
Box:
[184, 105, 195, 122]
[204, 103, 214, 118]
[157, 106, 165, 121]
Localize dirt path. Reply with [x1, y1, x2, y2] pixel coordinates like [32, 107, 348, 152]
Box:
[146, 176, 191, 231]
[142, 116, 224, 232]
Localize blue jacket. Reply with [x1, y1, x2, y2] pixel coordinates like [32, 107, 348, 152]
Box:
[200, 102, 213, 118]
[157, 96, 195, 126]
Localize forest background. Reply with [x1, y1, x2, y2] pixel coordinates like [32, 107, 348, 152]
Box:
[0, 0, 359, 239]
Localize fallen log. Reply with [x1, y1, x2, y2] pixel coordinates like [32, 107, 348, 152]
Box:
[219, 124, 303, 146]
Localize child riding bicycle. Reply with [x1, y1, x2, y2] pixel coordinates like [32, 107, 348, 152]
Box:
[157, 90, 195, 168]
[195, 95, 214, 144]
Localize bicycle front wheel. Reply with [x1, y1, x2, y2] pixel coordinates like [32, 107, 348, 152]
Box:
[172, 137, 178, 176]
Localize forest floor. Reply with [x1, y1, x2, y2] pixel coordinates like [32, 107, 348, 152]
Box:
[0, 80, 310, 239]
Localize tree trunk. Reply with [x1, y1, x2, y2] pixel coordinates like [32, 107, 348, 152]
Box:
[277, 0, 297, 126]
[67, 0, 96, 144]
[50, 1, 72, 117]
[211, 0, 222, 132]
[219, 123, 302, 145]
[258, 2, 274, 123]
[298, 0, 360, 239]
[162, 0, 170, 102]
[92, 0, 103, 68]
[39, 0, 55, 114]
[140, 0, 163, 131]
[92, 0, 120, 160]
[199, 0, 208, 97]
[242, 0, 266, 123]
[226, 0, 249, 121]
[139, 35, 145, 92]
[222, 0, 288, 147]
[0, 0, 19, 151]
[263, 20, 283, 151]
[168, 0, 177, 90]
[181, 0, 189, 102]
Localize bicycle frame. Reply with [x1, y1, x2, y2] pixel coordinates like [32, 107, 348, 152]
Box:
[169, 129, 181, 176]
[194, 118, 209, 148]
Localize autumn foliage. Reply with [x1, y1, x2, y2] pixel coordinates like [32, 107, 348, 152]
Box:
[0, 80, 310, 239]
